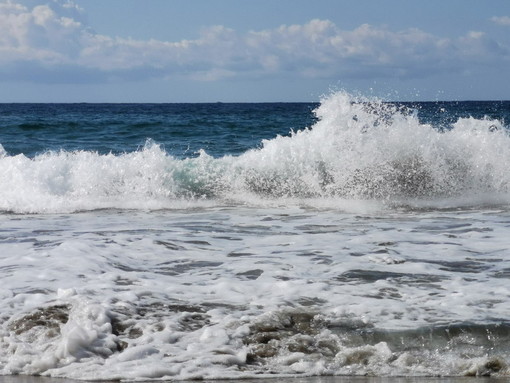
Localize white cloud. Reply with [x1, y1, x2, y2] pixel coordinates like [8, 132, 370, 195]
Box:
[458, 30, 508, 61]
[491, 16, 510, 26]
[0, 0, 84, 64]
[0, 1, 509, 84]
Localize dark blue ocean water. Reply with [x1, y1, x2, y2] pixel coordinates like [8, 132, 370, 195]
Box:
[0, 103, 318, 158]
[0, 101, 508, 159]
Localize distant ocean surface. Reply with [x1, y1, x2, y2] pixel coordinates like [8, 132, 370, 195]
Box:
[1, 92, 510, 380]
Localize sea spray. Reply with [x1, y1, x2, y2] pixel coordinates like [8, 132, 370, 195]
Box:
[1, 92, 508, 213]
[236, 92, 509, 200]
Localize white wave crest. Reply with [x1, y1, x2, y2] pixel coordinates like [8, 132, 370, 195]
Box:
[1, 92, 509, 213]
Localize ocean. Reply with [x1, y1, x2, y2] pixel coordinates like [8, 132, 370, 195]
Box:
[1, 92, 510, 381]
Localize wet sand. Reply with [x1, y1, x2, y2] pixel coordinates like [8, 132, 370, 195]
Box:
[0, 376, 507, 383]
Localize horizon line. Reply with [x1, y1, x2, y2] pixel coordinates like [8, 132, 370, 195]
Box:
[1, 99, 509, 104]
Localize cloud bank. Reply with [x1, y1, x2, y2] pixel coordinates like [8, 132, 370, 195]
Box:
[1, 1, 509, 85]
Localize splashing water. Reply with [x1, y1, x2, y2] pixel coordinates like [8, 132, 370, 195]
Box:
[0, 92, 508, 213]
[234, 92, 509, 201]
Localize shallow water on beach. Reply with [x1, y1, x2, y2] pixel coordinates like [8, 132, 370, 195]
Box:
[2, 205, 510, 379]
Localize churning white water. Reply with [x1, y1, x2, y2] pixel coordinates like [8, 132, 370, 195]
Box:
[1, 92, 510, 380]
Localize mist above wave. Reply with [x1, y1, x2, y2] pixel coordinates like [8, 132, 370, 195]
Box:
[1, 92, 509, 213]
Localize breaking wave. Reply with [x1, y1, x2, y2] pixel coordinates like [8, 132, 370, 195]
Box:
[1, 92, 509, 213]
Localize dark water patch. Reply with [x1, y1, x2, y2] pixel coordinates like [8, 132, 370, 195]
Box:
[295, 297, 328, 307]
[340, 322, 510, 353]
[377, 287, 402, 299]
[243, 306, 510, 375]
[178, 312, 211, 331]
[110, 316, 143, 346]
[233, 225, 280, 235]
[377, 241, 396, 247]
[0, 237, 60, 248]
[18, 288, 53, 295]
[114, 276, 138, 286]
[312, 256, 333, 265]
[450, 227, 494, 234]
[153, 240, 186, 250]
[128, 301, 206, 317]
[155, 260, 223, 275]
[228, 251, 255, 257]
[336, 269, 445, 285]
[181, 240, 211, 246]
[236, 269, 264, 280]
[8, 304, 70, 337]
[244, 311, 326, 362]
[32, 229, 64, 234]
[296, 250, 325, 257]
[492, 268, 510, 278]
[410, 224, 494, 236]
[371, 249, 390, 254]
[295, 224, 341, 234]
[363, 287, 403, 300]
[466, 299, 504, 309]
[407, 240, 457, 246]
[415, 259, 491, 273]
[109, 262, 144, 273]
[213, 235, 242, 241]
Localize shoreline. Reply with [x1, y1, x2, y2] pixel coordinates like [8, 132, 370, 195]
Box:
[0, 376, 506, 383]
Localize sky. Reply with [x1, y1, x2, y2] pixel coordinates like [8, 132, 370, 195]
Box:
[0, 0, 509, 102]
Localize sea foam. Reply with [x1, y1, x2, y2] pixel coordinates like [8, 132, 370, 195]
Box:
[0, 91, 508, 214]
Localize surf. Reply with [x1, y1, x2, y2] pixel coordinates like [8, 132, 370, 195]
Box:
[0, 92, 509, 214]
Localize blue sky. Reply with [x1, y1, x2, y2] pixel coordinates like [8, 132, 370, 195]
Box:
[0, 0, 509, 102]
